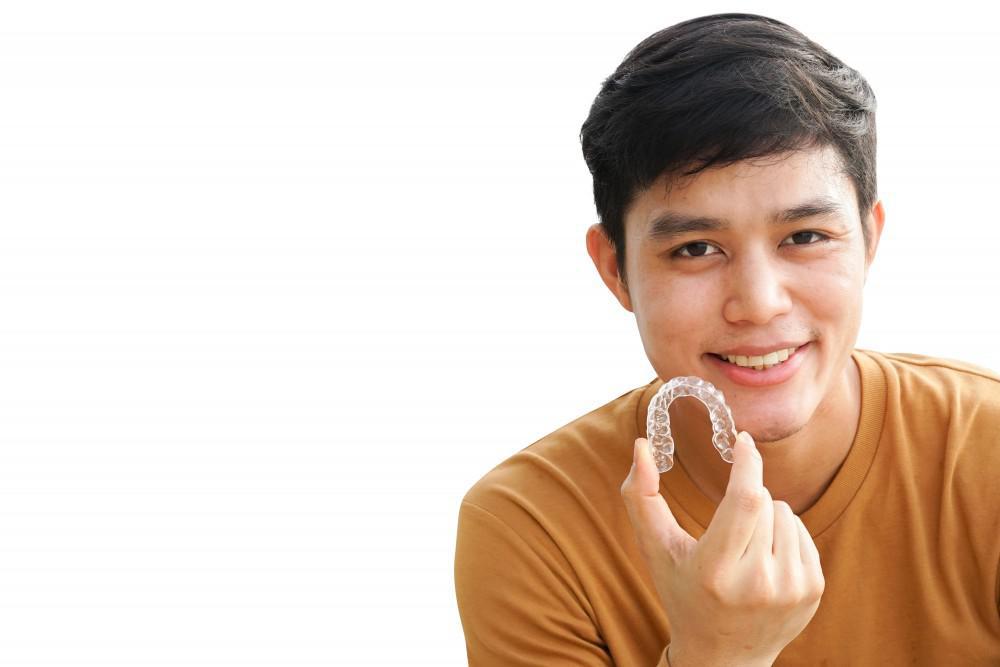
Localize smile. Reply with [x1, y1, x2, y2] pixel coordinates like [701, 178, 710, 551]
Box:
[711, 345, 804, 371]
[706, 342, 812, 387]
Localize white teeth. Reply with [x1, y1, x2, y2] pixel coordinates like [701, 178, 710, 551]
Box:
[721, 345, 800, 369]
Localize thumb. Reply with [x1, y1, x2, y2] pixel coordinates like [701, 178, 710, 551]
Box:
[631, 437, 664, 495]
[726, 430, 764, 489]
[621, 438, 693, 557]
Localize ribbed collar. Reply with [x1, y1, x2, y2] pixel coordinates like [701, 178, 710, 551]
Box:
[634, 348, 887, 537]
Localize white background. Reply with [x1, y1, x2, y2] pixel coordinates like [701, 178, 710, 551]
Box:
[0, 1, 998, 665]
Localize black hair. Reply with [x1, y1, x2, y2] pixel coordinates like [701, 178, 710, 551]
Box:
[580, 13, 877, 285]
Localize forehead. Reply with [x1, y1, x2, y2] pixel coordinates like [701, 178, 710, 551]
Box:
[626, 145, 857, 240]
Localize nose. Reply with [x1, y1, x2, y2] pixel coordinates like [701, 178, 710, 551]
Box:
[722, 248, 793, 325]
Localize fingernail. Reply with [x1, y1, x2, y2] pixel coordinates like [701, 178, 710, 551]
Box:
[634, 438, 650, 463]
[739, 431, 761, 458]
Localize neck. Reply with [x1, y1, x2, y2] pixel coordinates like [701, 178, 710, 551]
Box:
[671, 356, 862, 516]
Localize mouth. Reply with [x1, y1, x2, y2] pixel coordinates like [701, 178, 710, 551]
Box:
[705, 342, 812, 387]
[708, 343, 807, 371]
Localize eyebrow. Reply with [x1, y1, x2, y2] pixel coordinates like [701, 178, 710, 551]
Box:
[644, 196, 846, 243]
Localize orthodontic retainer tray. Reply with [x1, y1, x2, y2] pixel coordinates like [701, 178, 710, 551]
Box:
[646, 375, 738, 473]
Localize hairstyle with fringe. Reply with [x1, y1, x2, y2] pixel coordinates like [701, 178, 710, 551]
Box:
[580, 13, 877, 285]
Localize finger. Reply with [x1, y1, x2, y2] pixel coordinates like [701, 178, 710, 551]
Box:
[744, 488, 775, 559]
[700, 431, 766, 563]
[771, 501, 799, 569]
[621, 438, 692, 557]
[794, 514, 822, 572]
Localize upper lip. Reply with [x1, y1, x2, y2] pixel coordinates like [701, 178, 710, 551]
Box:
[711, 341, 810, 357]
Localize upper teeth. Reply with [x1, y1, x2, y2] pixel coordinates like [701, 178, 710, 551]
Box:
[721, 346, 799, 369]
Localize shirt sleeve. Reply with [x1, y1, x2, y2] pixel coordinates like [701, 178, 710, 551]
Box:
[454, 500, 618, 666]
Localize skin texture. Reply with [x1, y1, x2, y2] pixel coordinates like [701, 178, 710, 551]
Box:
[587, 145, 885, 515]
[623, 432, 824, 666]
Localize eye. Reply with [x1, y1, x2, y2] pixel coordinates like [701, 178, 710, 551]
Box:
[672, 241, 722, 259]
[670, 232, 829, 259]
[781, 230, 829, 246]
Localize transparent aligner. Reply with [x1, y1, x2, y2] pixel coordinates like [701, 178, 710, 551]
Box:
[645, 376, 738, 473]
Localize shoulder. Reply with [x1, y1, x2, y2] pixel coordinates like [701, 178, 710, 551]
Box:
[859, 348, 1000, 477]
[460, 378, 658, 524]
[870, 349, 1000, 385]
[860, 349, 1000, 415]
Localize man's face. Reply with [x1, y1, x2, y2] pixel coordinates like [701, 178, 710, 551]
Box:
[590, 145, 884, 442]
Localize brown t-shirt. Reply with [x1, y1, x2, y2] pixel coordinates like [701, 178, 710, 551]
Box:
[454, 349, 1000, 665]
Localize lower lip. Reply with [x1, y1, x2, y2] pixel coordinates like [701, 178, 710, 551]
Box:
[706, 342, 811, 387]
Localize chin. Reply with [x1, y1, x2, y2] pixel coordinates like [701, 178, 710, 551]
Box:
[745, 420, 807, 444]
[731, 394, 812, 441]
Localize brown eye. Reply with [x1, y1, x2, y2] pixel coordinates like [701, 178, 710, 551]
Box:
[673, 241, 721, 258]
[784, 231, 827, 245]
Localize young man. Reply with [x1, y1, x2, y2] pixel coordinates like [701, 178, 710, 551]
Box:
[454, 14, 1000, 665]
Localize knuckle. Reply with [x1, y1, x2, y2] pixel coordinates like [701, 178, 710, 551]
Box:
[782, 575, 811, 607]
[734, 486, 766, 513]
[773, 500, 793, 515]
[696, 564, 731, 602]
[793, 570, 825, 603]
[809, 572, 827, 599]
[744, 568, 778, 605]
[715, 566, 777, 607]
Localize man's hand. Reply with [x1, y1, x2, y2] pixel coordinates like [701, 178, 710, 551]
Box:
[620, 432, 825, 667]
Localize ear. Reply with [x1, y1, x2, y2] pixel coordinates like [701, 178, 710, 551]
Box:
[863, 199, 886, 282]
[586, 223, 633, 312]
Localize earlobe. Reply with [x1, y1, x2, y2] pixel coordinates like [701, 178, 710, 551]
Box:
[585, 223, 633, 312]
[619, 279, 633, 312]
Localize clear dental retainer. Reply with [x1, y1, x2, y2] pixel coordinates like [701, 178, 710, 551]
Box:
[646, 376, 738, 473]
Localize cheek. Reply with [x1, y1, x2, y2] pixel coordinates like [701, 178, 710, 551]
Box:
[636, 252, 715, 308]
[794, 255, 866, 320]
[637, 277, 716, 343]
